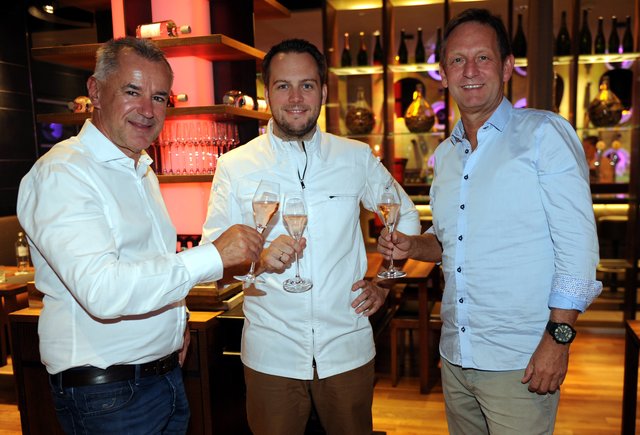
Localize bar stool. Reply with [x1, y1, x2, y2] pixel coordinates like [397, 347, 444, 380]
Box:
[390, 287, 442, 387]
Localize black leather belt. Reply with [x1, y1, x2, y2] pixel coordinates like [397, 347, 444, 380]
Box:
[50, 351, 179, 389]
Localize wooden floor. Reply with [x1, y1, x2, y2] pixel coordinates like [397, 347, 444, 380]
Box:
[0, 327, 631, 434]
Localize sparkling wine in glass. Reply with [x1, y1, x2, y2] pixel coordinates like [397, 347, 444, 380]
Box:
[376, 182, 406, 279]
[282, 193, 312, 293]
[234, 180, 280, 284]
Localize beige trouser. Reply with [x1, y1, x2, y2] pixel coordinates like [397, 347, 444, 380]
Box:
[441, 358, 560, 435]
[244, 359, 374, 435]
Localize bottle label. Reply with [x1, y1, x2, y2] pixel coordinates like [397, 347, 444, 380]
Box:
[139, 23, 162, 39]
[17, 246, 28, 257]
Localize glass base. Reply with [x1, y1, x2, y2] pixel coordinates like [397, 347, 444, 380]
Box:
[377, 269, 407, 279]
[283, 277, 313, 293]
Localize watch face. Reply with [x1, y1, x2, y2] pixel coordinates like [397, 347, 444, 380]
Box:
[554, 324, 574, 343]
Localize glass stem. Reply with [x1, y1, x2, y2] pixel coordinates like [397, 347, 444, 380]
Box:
[388, 226, 396, 271]
[295, 252, 300, 279]
[247, 261, 256, 278]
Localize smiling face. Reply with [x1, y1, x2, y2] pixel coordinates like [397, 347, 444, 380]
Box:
[440, 21, 514, 125]
[87, 49, 172, 163]
[265, 52, 327, 141]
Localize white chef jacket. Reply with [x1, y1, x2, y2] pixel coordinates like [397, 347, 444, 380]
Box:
[201, 120, 420, 380]
[17, 120, 223, 374]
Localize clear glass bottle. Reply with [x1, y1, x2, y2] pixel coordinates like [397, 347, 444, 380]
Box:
[341, 32, 352, 67]
[555, 11, 571, 55]
[587, 76, 623, 127]
[404, 83, 435, 133]
[136, 20, 191, 39]
[345, 86, 375, 135]
[15, 232, 30, 274]
[594, 16, 606, 54]
[415, 27, 425, 63]
[357, 32, 368, 66]
[579, 9, 592, 55]
[512, 13, 527, 58]
[397, 29, 408, 64]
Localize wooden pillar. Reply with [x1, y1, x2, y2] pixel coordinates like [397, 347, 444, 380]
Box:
[526, 0, 554, 111]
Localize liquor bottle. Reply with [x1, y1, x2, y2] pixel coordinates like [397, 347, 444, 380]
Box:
[415, 27, 426, 63]
[555, 11, 571, 55]
[15, 232, 30, 274]
[578, 9, 592, 55]
[135, 20, 191, 39]
[373, 30, 384, 66]
[512, 13, 527, 58]
[341, 32, 352, 67]
[434, 28, 442, 62]
[608, 16, 620, 54]
[622, 16, 634, 53]
[357, 31, 368, 66]
[167, 93, 188, 107]
[397, 29, 408, 64]
[594, 16, 606, 54]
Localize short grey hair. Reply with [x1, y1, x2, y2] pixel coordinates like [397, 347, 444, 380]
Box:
[93, 36, 173, 82]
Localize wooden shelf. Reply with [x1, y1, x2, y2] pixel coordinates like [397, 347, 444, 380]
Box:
[37, 105, 271, 125]
[31, 34, 265, 70]
[158, 174, 214, 183]
[254, 0, 291, 19]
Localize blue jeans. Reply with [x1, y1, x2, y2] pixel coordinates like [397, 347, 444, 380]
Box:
[49, 366, 190, 435]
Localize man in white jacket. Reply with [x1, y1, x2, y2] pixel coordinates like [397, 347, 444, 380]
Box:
[201, 39, 420, 435]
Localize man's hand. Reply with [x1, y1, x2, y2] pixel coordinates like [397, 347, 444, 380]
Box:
[351, 279, 390, 317]
[378, 228, 412, 261]
[521, 334, 570, 394]
[179, 322, 191, 367]
[258, 235, 307, 275]
[213, 224, 263, 268]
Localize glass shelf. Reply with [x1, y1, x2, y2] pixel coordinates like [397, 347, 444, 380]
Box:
[329, 65, 384, 76]
[389, 63, 441, 73]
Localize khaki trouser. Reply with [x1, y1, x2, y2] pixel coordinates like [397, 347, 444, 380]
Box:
[244, 359, 374, 435]
[441, 358, 560, 435]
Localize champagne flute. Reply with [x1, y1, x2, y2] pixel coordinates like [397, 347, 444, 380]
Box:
[234, 180, 280, 284]
[376, 182, 406, 279]
[282, 193, 312, 293]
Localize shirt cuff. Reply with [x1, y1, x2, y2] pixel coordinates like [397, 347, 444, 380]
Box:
[178, 242, 223, 284]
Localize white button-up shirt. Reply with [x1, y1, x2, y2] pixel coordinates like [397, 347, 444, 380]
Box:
[201, 121, 421, 379]
[17, 120, 222, 374]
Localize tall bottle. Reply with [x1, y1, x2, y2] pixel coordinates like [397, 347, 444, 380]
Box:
[608, 16, 620, 54]
[135, 20, 191, 39]
[579, 9, 592, 54]
[15, 232, 30, 274]
[357, 31, 368, 66]
[397, 29, 408, 64]
[555, 11, 571, 55]
[415, 27, 426, 63]
[373, 30, 384, 66]
[434, 28, 442, 62]
[622, 16, 634, 53]
[594, 16, 606, 54]
[512, 13, 527, 58]
[341, 32, 352, 67]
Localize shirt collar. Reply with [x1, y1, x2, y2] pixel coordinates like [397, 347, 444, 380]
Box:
[450, 97, 513, 144]
[78, 119, 153, 173]
[267, 118, 323, 159]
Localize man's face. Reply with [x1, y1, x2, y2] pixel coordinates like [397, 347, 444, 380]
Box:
[87, 50, 172, 161]
[440, 22, 513, 121]
[265, 52, 327, 141]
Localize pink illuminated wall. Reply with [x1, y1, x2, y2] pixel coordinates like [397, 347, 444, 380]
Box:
[160, 182, 212, 235]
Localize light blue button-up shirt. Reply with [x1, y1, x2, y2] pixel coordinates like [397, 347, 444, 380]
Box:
[430, 98, 602, 370]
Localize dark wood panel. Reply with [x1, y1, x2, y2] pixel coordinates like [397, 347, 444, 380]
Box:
[0, 63, 30, 95]
[0, 110, 36, 160]
[0, 4, 29, 65]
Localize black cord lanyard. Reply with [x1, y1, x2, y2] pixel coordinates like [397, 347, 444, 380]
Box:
[297, 141, 308, 189]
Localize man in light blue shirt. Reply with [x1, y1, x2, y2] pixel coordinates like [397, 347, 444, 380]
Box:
[378, 9, 602, 434]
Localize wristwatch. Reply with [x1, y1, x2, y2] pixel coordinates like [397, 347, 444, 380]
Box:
[546, 321, 577, 345]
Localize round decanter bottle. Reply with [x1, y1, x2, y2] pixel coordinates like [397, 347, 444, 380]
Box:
[345, 87, 375, 135]
[404, 83, 435, 133]
[587, 76, 623, 127]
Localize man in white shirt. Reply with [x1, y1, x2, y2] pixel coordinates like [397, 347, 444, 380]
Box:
[201, 39, 421, 435]
[17, 37, 263, 434]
